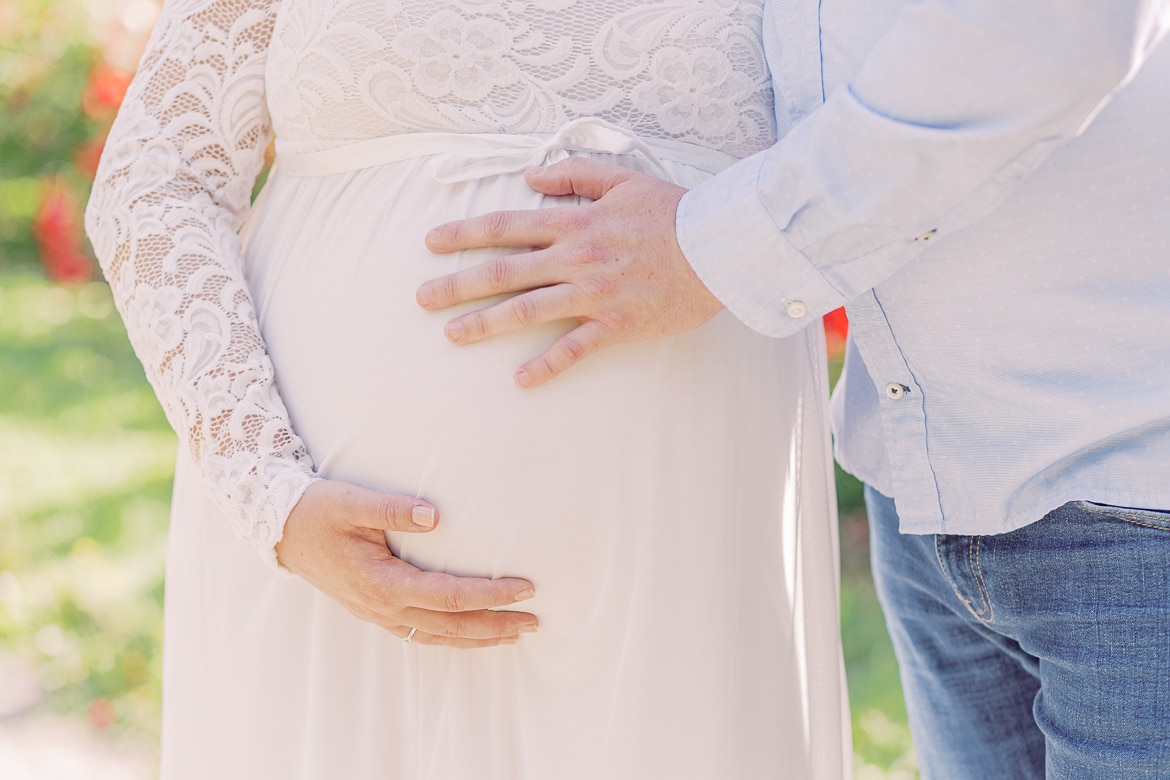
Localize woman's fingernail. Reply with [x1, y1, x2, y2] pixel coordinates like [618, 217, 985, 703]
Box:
[502, 636, 520, 645]
[445, 320, 464, 343]
[425, 228, 440, 246]
[519, 623, 539, 633]
[417, 285, 433, 307]
[514, 588, 536, 602]
[411, 506, 435, 529]
[515, 369, 530, 388]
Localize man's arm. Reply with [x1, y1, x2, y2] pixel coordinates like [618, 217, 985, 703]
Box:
[420, 0, 1170, 386]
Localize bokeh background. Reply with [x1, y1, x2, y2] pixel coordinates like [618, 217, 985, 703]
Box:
[0, 0, 917, 775]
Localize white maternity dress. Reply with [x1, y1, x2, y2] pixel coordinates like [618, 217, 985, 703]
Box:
[86, 0, 850, 777]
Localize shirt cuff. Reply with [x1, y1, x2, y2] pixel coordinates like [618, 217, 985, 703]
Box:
[676, 155, 847, 338]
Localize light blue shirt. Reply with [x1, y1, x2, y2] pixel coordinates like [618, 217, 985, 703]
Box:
[677, 1, 1170, 535]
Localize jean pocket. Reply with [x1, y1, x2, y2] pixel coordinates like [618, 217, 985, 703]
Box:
[1073, 501, 1170, 531]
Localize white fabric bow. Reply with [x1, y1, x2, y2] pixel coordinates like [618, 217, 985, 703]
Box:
[425, 117, 671, 183]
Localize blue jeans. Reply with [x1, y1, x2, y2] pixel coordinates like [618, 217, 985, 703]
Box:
[865, 486, 1170, 779]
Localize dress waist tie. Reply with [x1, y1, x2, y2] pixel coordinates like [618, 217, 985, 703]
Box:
[273, 117, 739, 182]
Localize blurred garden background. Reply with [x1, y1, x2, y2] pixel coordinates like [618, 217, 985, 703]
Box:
[0, 0, 917, 776]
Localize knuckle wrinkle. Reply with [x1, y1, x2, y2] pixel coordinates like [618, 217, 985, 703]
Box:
[559, 337, 586, 364]
[484, 211, 511, 241]
[378, 497, 398, 529]
[486, 258, 511, 291]
[440, 274, 459, 301]
[443, 590, 466, 613]
[513, 295, 537, 326]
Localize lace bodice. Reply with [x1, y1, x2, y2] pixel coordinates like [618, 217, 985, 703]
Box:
[269, 0, 774, 156]
[85, 0, 775, 566]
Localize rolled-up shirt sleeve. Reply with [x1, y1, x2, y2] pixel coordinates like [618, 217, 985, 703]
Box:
[678, 0, 1170, 338]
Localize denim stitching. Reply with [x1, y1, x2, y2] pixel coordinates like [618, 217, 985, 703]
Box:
[1074, 501, 1170, 529]
[969, 536, 994, 624]
[935, 535, 978, 614]
[1113, 517, 1170, 533]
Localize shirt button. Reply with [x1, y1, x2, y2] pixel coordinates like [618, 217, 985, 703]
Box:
[786, 301, 807, 318]
[915, 229, 938, 243]
[885, 383, 908, 400]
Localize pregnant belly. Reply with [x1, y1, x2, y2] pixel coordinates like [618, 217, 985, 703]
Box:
[243, 156, 798, 635]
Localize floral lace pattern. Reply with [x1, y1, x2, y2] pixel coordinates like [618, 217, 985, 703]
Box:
[268, 0, 775, 156]
[85, 0, 774, 566]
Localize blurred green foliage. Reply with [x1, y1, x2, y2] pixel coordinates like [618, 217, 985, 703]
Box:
[0, 274, 175, 739]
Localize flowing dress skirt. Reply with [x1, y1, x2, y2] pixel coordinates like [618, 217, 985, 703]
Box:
[159, 129, 850, 780]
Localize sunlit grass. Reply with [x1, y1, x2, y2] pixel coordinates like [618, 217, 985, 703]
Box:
[841, 563, 919, 778]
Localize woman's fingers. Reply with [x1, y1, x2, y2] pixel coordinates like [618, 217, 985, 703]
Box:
[328, 481, 438, 533]
[359, 552, 538, 640]
[353, 555, 539, 642]
[395, 562, 537, 615]
[291, 480, 440, 535]
[394, 631, 521, 649]
[280, 480, 540, 648]
[393, 605, 539, 640]
[368, 492, 438, 532]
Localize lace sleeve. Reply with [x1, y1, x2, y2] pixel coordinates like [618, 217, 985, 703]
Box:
[84, 0, 320, 570]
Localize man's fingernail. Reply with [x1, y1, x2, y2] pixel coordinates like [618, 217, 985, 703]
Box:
[445, 320, 464, 343]
[502, 636, 520, 645]
[524, 167, 543, 177]
[515, 369, 530, 388]
[519, 623, 539, 633]
[514, 588, 535, 602]
[417, 285, 433, 307]
[411, 506, 435, 529]
[425, 228, 441, 245]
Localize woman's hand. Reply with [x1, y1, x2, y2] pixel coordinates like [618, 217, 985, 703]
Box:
[276, 480, 538, 648]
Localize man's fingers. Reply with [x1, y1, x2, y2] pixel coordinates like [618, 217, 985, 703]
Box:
[426, 208, 558, 253]
[523, 157, 635, 201]
[515, 320, 609, 388]
[444, 285, 576, 345]
[417, 248, 561, 310]
[424, 160, 634, 254]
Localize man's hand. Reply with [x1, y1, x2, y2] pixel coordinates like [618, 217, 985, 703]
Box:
[417, 158, 724, 388]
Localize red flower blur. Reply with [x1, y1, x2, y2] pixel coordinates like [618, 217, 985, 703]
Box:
[33, 177, 94, 284]
[74, 131, 108, 177]
[82, 62, 132, 119]
[823, 307, 849, 358]
[87, 697, 116, 730]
